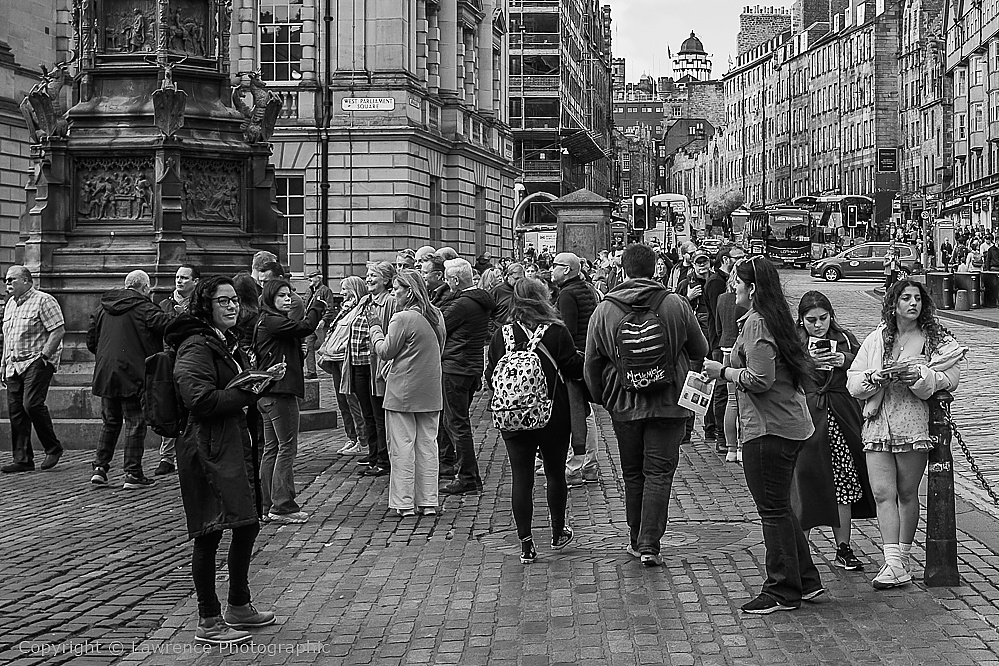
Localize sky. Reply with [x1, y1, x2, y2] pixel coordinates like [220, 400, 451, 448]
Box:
[609, 0, 793, 82]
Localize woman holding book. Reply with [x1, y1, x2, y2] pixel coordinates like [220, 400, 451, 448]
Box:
[254, 279, 325, 524]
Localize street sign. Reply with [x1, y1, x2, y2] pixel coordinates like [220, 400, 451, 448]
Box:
[877, 148, 898, 172]
[921, 211, 931, 220]
[341, 97, 396, 112]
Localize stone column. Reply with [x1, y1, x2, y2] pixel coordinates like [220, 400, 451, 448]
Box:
[437, 0, 458, 96]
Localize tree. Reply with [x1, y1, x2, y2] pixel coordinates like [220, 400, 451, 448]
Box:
[705, 188, 746, 222]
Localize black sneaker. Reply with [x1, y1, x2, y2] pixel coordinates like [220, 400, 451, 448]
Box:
[153, 460, 175, 476]
[90, 468, 108, 485]
[442, 481, 479, 495]
[123, 474, 155, 489]
[802, 587, 827, 602]
[520, 537, 537, 564]
[741, 594, 798, 614]
[835, 543, 864, 571]
[552, 527, 574, 551]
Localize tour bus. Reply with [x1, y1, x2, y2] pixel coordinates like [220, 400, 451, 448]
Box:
[745, 207, 812, 267]
[645, 193, 690, 249]
[794, 195, 875, 250]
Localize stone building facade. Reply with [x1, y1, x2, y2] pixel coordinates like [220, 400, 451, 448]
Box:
[737, 5, 792, 56]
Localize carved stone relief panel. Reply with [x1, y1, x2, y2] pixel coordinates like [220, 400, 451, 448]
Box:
[181, 158, 241, 223]
[166, 0, 210, 57]
[102, 0, 156, 53]
[76, 157, 155, 222]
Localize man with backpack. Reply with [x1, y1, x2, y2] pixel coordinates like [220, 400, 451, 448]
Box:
[551, 252, 600, 487]
[584, 243, 708, 567]
[87, 270, 173, 488]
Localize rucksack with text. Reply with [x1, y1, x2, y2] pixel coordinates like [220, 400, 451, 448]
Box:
[603, 290, 673, 393]
[489, 324, 554, 431]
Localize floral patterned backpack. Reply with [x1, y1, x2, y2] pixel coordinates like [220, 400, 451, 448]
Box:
[490, 324, 556, 432]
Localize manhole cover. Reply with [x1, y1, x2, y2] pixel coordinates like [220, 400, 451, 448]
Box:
[478, 521, 761, 563]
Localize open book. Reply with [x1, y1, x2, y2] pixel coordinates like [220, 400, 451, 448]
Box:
[225, 367, 284, 394]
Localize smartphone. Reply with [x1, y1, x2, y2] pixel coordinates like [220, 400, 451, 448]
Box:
[810, 338, 832, 352]
[880, 363, 910, 378]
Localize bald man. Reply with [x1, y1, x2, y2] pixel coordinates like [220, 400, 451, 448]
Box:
[552, 253, 601, 486]
[1, 266, 66, 473]
[86, 270, 173, 487]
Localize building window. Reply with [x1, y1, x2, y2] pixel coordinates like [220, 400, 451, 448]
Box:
[973, 57, 986, 86]
[429, 177, 442, 245]
[274, 175, 305, 276]
[974, 102, 985, 131]
[956, 112, 967, 140]
[260, 0, 304, 82]
[956, 68, 967, 96]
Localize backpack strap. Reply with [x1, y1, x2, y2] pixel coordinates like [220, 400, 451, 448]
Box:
[502, 324, 516, 351]
[518, 323, 563, 393]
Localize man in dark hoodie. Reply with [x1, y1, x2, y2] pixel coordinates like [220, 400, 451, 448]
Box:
[489, 262, 524, 332]
[87, 270, 174, 488]
[439, 258, 496, 495]
[584, 244, 707, 567]
[676, 249, 715, 448]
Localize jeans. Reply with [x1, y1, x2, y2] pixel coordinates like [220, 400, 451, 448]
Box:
[159, 437, 175, 465]
[502, 425, 571, 540]
[8, 358, 61, 465]
[352, 364, 388, 467]
[613, 417, 685, 555]
[742, 434, 822, 605]
[93, 396, 146, 476]
[330, 361, 363, 442]
[565, 381, 598, 474]
[385, 410, 440, 510]
[257, 394, 301, 515]
[191, 523, 259, 618]
[304, 331, 323, 375]
[442, 373, 480, 489]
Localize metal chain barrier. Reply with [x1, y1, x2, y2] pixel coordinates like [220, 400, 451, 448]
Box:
[947, 410, 999, 507]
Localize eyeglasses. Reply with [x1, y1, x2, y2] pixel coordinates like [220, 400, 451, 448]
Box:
[3, 278, 16, 284]
[693, 258, 710, 265]
[212, 296, 240, 309]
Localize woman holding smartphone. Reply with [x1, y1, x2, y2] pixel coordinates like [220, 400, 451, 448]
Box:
[847, 280, 965, 589]
[794, 291, 876, 572]
[703, 257, 821, 614]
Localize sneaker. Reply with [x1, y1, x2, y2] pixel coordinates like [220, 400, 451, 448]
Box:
[835, 543, 864, 571]
[552, 527, 574, 551]
[741, 594, 798, 614]
[336, 441, 355, 454]
[565, 471, 585, 488]
[195, 616, 252, 646]
[362, 465, 390, 477]
[626, 544, 641, 559]
[802, 587, 827, 602]
[418, 507, 438, 516]
[224, 603, 276, 628]
[356, 456, 375, 466]
[90, 468, 108, 485]
[872, 563, 911, 589]
[268, 511, 309, 524]
[736, 450, 743, 463]
[641, 553, 663, 567]
[396, 508, 417, 517]
[153, 460, 175, 476]
[442, 481, 479, 495]
[725, 451, 738, 463]
[520, 537, 537, 564]
[122, 474, 155, 489]
[582, 467, 599, 483]
[341, 442, 365, 455]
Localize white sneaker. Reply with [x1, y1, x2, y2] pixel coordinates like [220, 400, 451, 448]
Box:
[725, 451, 738, 463]
[268, 511, 309, 524]
[336, 440, 357, 454]
[872, 563, 911, 589]
[736, 450, 743, 463]
[341, 442, 364, 455]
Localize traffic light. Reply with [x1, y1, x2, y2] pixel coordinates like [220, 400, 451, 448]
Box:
[847, 205, 859, 227]
[633, 193, 648, 231]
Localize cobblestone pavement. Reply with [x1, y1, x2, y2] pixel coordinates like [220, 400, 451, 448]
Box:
[2, 271, 999, 665]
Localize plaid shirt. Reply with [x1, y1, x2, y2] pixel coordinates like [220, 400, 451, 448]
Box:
[348, 309, 371, 365]
[2, 287, 65, 379]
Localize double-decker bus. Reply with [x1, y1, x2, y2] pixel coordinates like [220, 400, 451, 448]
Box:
[794, 195, 875, 251]
[744, 207, 812, 267]
[646, 193, 690, 249]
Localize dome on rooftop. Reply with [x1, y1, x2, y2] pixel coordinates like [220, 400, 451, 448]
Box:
[678, 32, 706, 55]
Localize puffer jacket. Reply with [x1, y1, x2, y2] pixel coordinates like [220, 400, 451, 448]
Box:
[555, 276, 598, 351]
[166, 315, 259, 539]
[441, 287, 496, 376]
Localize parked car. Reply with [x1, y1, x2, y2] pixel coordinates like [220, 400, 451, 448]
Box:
[810, 242, 918, 281]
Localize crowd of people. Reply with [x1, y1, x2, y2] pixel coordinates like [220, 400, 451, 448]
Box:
[0, 235, 967, 643]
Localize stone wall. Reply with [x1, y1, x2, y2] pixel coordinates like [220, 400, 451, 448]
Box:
[737, 7, 792, 56]
[0, 104, 28, 267]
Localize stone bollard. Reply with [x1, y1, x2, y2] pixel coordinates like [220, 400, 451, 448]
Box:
[925, 390, 959, 587]
[954, 289, 970, 311]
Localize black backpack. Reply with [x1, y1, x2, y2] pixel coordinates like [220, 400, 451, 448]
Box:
[603, 290, 673, 393]
[142, 349, 188, 438]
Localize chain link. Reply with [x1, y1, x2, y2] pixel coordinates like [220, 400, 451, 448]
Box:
[946, 411, 999, 507]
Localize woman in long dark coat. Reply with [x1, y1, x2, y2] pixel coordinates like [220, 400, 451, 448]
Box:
[166, 276, 285, 647]
[792, 291, 876, 571]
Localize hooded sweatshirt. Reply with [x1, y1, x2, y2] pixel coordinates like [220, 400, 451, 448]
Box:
[87, 288, 173, 398]
[441, 287, 496, 376]
[583, 278, 708, 421]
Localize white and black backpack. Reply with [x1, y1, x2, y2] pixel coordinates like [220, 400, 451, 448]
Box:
[489, 324, 557, 431]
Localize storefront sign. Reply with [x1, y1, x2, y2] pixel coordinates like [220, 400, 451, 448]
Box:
[877, 148, 898, 172]
[341, 97, 396, 112]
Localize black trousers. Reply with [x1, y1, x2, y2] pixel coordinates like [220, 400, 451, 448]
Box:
[8, 358, 62, 465]
[192, 522, 260, 618]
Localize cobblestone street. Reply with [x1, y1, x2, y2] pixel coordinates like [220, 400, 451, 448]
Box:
[2, 272, 999, 666]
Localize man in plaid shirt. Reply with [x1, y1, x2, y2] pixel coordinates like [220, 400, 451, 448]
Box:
[0, 266, 66, 473]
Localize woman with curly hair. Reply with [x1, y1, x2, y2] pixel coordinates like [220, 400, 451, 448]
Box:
[703, 257, 822, 614]
[847, 280, 966, 590]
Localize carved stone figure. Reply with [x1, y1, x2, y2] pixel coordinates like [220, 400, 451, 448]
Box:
[20, 58, 74, 143]
[231, 72, 283, 144]
[133, 174, 152, 219]
[168, 8, 205, 56]
[76, 158, 154, 220]
[181, 159, 241, 222]
[129, 8, 147, 52]
[151, 56, 188, 136]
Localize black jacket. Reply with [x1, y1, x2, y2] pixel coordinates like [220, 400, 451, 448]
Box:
[166, 315, 259, 538]
[442, 287, 496, 376]
[985, 245, 999, 271]
[253, 301, 324, 398]
[87, 289, 172, 398]
[702, 269, 728, 351]
[491, 282, 515, 330]
[555, 276, 598, 351]
[676, 274, 711, 339]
